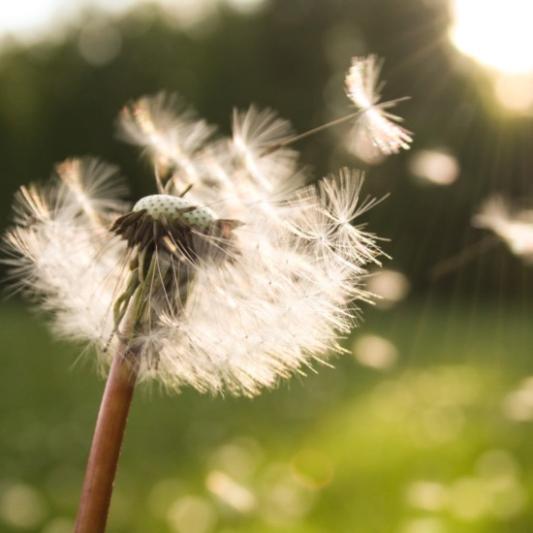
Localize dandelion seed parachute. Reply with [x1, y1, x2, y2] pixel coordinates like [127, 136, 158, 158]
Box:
[3, 94, 382, 396]
[345, 55, 412, 156]
[474, 196, 533, 262]
[117, 92, 215, 191]
[3, 159, 128, 348]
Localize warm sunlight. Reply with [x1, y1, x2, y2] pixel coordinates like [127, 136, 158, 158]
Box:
[450, 0, 533, 75]
[450, 0, 533, 114]
[0, 0, 64, 36]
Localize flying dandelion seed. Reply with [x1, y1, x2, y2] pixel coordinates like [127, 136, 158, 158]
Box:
[345, 55, 412, 156]
[473, 196, 533, 263]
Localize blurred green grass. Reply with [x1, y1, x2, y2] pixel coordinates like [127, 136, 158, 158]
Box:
[2, 300, 533, 533]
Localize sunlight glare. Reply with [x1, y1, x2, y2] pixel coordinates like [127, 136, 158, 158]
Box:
[0, 0, 66, 36]
[450, 0, 533, 114]
[450, 0, 533, 75]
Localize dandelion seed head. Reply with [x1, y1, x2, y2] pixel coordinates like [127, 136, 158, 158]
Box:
[345, 55, 412, 156]
[133, 194, 217, 228]
[4, 93, 383, 397]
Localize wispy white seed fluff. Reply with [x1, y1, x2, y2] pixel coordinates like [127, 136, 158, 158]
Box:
[3, 161, 127, 345]
[474, 196, 533, 262]
[4, 94, 382, 397]
[345, 55, 412, 156]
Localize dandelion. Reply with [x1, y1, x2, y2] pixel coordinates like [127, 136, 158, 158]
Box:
[261, 55, 412, 160]
[3, 93, 384, 532]
[473, 196, 533, 262]
[345, 55, 412, 156]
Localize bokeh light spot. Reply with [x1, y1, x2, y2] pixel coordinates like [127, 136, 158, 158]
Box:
[0, 483, 47, 529]
[366, 269, 410, 309]
[409, 149, 459, 186]
[166, 495, 217, 533]
[78, 21, 122, 66]
[206, 470, 256, 513]
[352, 334, 399, 370]
[405, 480, 448, 511]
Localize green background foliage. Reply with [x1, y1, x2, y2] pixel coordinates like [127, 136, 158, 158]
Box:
[1, 1, 533, 532]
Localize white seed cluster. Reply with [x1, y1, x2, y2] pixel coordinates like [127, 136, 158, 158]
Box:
[5, 94, 383, 397]
[133, 194, 216, 228]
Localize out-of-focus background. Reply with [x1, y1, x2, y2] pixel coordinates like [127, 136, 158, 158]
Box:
[2, 1, 533, 532]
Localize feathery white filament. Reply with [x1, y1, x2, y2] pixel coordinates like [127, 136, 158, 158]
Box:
[4, 95, 383, 397]
[56, 158, 127, 225]
[3, 166, 128, 350]
[345, 55, 412, 155]
[118, 92, 215, 189]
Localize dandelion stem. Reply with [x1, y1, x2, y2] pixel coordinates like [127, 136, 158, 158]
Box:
[74, 343, 139, 533]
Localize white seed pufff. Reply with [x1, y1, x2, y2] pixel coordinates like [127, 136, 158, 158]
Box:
[133, 194, 216, 229]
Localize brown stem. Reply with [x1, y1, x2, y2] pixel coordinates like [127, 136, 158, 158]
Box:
[75, 345, 139, 533]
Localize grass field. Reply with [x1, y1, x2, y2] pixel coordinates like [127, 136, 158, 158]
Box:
[2, 298, 533, 533]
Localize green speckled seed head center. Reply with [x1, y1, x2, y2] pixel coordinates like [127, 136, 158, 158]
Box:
[133, 194, 216, 229]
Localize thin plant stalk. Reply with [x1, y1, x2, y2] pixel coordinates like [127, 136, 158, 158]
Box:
[74, 342, 139, 533]
[262, 110, 364, 155]
[263, 97, 410, 155]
